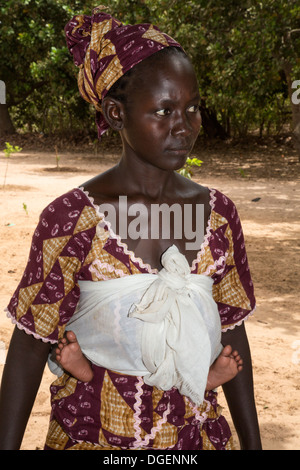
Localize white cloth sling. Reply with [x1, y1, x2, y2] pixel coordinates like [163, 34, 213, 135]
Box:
[48, 245, 222, 405]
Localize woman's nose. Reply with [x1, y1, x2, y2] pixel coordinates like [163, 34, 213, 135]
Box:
[171, 112, 192, 137]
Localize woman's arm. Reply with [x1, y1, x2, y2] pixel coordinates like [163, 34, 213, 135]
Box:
[221, 322, 262, 450]
[0, 327, 51, 450]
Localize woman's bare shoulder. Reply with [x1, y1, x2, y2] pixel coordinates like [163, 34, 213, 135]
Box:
[80, 166, 121, 203]
[174, 171, 210, 202]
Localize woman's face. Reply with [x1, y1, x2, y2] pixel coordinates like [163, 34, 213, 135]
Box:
[120, 53, 202, 171]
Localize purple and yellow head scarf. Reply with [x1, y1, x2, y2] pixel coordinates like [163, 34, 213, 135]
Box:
[65, 6, 182, 138]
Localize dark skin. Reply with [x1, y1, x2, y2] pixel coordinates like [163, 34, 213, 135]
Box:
[0, 53, 262, 450]
[0, 327, 51, 449]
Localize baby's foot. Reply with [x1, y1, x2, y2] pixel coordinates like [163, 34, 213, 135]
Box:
[55, 331, 94, 382]
[206, 345, 243, 391]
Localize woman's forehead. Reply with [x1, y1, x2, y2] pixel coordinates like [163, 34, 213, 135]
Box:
[133, 54, 198, 101]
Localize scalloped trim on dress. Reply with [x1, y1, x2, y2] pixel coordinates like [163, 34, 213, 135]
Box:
[79, 186, 157, 274]
[5, 307, 58, 344]
[78, 186, 217, 275]
[221, 306, 256, 332]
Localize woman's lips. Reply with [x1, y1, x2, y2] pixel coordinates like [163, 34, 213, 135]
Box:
[165, 148, 190, 155]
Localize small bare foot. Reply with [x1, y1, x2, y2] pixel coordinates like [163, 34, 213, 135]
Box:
[206, 345, 243, 391]
[56, 331, 94, 382]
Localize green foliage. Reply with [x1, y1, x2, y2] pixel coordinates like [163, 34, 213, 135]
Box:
[2, 142, 22, 188]
[54, 145, 60, 169]
[22, 202, 29, 215]
[178, 157, 203, 179]
[0, 0, 299, 139]
[0, 0, 96, 135]
[3, 142, 22, 158]
[150, 0, 300, 137]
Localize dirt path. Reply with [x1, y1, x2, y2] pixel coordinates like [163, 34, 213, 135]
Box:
[0, 148, 299, 450]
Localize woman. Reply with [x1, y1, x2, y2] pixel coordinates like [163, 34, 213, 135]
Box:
[0, 8, 261, 450]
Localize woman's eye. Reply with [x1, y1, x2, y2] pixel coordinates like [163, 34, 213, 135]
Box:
[156, 109, 170, 117]
[187, 105, 200, 113]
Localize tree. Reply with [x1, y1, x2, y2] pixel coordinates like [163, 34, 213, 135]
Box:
[149, 0, 300, 142]
[0, 0, 299, 149]
[0, 0, 152, 138]
[0, 0, 95, 137]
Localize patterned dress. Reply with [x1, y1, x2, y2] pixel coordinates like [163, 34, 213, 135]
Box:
[6, 187, 255, 450]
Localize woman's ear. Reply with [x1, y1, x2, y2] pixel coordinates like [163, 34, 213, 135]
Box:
[102, 97, 124, 131]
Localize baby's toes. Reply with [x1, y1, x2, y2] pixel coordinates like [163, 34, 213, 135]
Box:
[57, 342, 64, 352]
[236, 356, 242, 365]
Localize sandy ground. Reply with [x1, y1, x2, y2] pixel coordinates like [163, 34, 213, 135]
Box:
[0, 148, 299, 450]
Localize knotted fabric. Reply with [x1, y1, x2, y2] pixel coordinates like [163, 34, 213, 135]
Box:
[48, 245, 222, 405]
[64, 6, 182, 139]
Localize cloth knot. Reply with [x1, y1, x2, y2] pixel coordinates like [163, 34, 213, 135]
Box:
[129, 245, 193, 323]
[158, 244, 191, 292]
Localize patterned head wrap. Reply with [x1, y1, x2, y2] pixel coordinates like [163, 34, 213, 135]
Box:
[65, 6, 182, 139]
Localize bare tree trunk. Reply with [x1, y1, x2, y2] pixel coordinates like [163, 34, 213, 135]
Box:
[292, 111, 300, 159]
[291, 99, 300, 158]
[199, 100, 229, 140]
[0, 104, 15, 137]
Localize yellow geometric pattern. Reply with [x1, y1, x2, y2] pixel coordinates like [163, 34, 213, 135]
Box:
[77, 15, 123, 110]
[195, 244, 215, 275]
[100, 371, 136, 438]
[213, 265, 251, 311]
[43, 236, 72, 280]
[209, 211, 228, 232]
[71, 15, 91, 38]
[83, 237, 107, 269]
[224, 223, 235, 266]
[96, 55, 123, 97]
[90, 18, 115, 57]
[45, 419, 70, 451]
[74, 205, 101, 234]
[75, 16, 119, 109]
[51, 374, 78, 402]
[142, 24, 171, 47]
[15, 282, 43, 321]
[151, 412, 178, 449]
[58, 256, 81, 295]
[31, 298, 63, 338]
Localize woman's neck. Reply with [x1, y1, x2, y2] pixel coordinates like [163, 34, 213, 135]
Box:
[116, 153, 177, 201]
